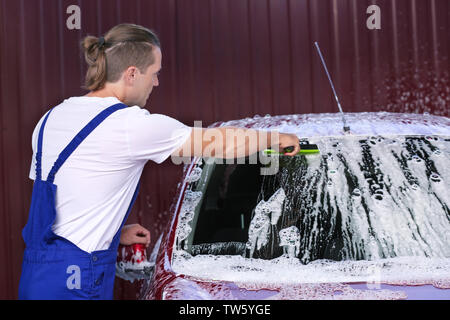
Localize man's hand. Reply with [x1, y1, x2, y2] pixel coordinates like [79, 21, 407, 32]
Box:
[277, 133, 300, 156]
[120, 224, 151, 247]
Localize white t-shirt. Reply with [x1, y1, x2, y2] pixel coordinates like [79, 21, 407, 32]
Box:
[29, 96, 192, 253]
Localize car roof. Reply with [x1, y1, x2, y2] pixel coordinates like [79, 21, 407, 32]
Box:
[210, 112, 450, 138]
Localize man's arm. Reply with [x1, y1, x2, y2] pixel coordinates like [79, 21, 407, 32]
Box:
[171, 127, 300, 159]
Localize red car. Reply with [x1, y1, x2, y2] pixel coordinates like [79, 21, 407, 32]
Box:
[118, 112, 450, 300]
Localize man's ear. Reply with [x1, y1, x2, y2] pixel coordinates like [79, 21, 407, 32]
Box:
[123, 66, 139, 85]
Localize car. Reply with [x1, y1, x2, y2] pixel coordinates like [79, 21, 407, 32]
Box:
[118, 112, 450, 300]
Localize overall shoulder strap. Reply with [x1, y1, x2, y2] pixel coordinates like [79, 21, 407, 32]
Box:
[46, 103, 128, 183]
[35, 109, 55, 181]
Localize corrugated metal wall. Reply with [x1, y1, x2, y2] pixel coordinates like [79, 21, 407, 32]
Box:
[0, 0, 448, 299]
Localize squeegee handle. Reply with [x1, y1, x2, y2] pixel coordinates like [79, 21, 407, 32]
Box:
[264, 144, 320, 155]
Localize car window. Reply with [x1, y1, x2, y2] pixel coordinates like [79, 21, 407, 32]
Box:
[173, 135, 450, 286]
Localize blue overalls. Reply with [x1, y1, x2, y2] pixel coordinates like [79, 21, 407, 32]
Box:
[18, 103, 140, 300]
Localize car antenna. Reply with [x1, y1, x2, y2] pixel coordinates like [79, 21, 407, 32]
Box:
[314, 42, 350, 132]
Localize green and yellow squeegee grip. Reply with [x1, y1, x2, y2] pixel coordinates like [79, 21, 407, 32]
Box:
[263, 143, 320, 155]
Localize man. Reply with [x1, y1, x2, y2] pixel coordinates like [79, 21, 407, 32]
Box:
[19, 23, 299, 299]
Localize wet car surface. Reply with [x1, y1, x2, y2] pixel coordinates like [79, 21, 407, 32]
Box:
[122, 112, 450, 300]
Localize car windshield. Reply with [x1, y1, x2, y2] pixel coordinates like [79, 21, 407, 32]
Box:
[172, 134, 450, 288]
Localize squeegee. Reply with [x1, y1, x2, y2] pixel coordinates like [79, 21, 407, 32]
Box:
[263, 142, 320, 156]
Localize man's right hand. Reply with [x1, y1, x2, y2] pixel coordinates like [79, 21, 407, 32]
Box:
[277, 133, 300, 156]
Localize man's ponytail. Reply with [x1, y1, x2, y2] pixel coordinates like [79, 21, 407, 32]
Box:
[82, 36, 108, 91]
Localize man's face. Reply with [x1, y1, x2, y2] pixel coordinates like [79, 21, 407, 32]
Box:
[130, 47, 162, 107]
